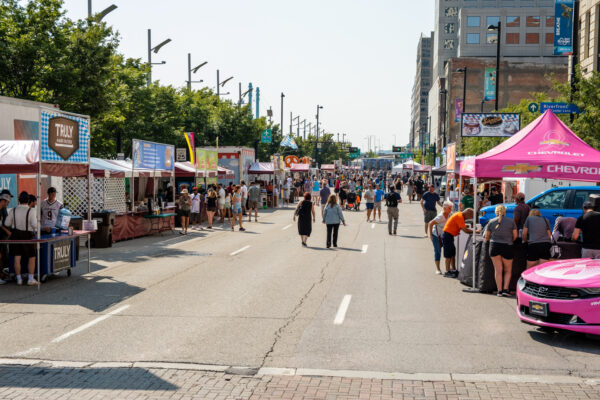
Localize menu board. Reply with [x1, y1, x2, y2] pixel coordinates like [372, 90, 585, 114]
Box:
[461, 113, 520, 137]
[132, 139, 174, 170]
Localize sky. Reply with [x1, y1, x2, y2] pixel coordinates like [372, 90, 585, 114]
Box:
[62, 0, 435, 152]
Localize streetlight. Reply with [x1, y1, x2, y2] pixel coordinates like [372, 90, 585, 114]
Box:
[439, 89, 448, 148]
[88, 1, 117, 21]
[280, 93, 285, 138]
[488, 21, 502, 111]
[456, 67, 468, 117]
[147, 29, 172, 87]
[186, 54, 206, 90]
[315, 105, 323, 167]
[216, 70, 233, 96]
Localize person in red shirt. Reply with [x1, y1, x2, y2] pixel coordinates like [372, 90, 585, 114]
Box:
[442, 208, 474, 277]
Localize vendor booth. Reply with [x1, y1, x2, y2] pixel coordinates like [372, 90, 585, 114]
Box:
[459, 110, 600, 292]
[248, 162, 277, 207]
[0, 107, 95, 287]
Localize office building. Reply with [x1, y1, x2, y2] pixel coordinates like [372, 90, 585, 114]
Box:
[578, 0, 600, 78]
[409, 32, 433, 149]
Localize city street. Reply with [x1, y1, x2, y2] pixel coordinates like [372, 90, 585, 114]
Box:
[0, 200, 599, 399]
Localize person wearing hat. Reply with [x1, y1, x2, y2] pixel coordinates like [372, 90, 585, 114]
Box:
[178, 188, 192, 235]
[40, 187, 63, 233]
[190, 187, 204, 231]
[4, 191, 38, 286]
[0, 190, 13, 284]
[572, 201, 600, 258]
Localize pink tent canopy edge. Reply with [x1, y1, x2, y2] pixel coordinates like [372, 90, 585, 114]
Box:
[320, 164, 335, 171]
[0, 140, 88, 176]
[460, 110, 600, 182]
[290, 163, 309, 172]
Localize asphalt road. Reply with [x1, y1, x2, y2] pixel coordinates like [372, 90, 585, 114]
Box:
[1, 197, 599, 378]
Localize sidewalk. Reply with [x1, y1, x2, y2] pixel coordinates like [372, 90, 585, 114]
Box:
[0, 361, 598, 400]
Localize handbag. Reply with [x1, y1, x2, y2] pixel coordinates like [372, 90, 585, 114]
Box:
[543, 218, 561, 259]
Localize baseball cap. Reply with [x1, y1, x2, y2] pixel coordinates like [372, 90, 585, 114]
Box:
[0, 194, 11, 201]
[191, 187, 198, 191]
[583, 201, 594, 209]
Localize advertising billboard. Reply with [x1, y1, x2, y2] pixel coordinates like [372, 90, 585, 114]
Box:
[483, 68, 496, 102]
[132, 139, 174, 170]
[461, 113, 520, 137]
[554, 0, 574, 55]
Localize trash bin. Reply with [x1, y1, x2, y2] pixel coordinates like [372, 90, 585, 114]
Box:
[91, 210, 115, 248]
[69, 216, 83, 260]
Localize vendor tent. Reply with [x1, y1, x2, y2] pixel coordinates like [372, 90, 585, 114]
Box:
[90, 157, 132, 178]
[432, 165, 447, 176]
[460, 110, 600, 181]
[248, 162, 274, 174]
[290, 163, 310, 173]
[218, 166, 235, 180]
[320, 164, 335, 171]
[0, 140, 88, 176]
[174, 161, 198, 178]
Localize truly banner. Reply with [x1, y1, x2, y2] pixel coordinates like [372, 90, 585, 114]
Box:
[40, 109, 90, 163]
[554, 0, 574, 55]
[132, 139, 174, 170]
[483, 68, 496, 102]
[184, 132, 195, 165]
[454, 98, 463, 123]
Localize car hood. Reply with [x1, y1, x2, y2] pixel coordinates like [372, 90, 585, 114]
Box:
[479, 203, 516, 214]
[523, 259, 600, 288]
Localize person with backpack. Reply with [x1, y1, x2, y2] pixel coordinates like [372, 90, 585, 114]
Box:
[385, 186, 402, 235]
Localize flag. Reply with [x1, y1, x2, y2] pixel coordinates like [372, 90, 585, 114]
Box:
[184, 132, 195, 165]
[280, 135, 298, 150]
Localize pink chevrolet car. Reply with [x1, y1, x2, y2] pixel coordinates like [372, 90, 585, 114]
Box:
[517, 259, 600, 336]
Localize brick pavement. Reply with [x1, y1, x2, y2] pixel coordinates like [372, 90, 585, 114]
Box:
[0, 364, 599, 400]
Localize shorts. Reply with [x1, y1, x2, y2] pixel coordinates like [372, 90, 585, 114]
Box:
[312, 191, 319, 199]
[206, 206, 217, 212]
[10, 230, 35, 259]
[190, 212, 200, 221]
[366, 203, 374, 210]
[442, 231, 456, 259]
[374, 202, 382, 210]
[527, 242, 551, 261]
[424, 209, 437, 223]
[248, 200, 258, 209]
[179, 209, 190, 218]
[218, 202, 225, 209]
[232, 205, 242, 214]
[489, 242, 514, 260]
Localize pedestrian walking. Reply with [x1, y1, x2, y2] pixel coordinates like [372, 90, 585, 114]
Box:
[421, 185, 442, 236]
[428, 201, 453, 275]
[205, 187, 218, 229]
[385, 186, 401, 235]
[363, 185, 375, 222]
[441, 208, 474, 277]
[4, 191, 38, 286]
[217, 184, 226, 222]
[294, 192, 315, 247]
[322, 194, 346, 248]
[241, 181, 248, 216]
[572, 201, 600, 258]
[190, 187, 203, 231]
[406, 178, 414, 203]
[374, 186, 385, 222]
[247, 181, 261, 222]
[312, 178, 321, 206]
[231, 185, 245, 231]
[178, 188, 192, 235]
[319, 180, 331, 217]
[483, 205, 517, 296]
[523, 209, 552, 269]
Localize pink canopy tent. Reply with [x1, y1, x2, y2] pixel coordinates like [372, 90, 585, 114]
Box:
[320, 164, 335, 171]
[175, 161, 200, 178]
[290, 163, 309, 173]
[248, 162, 274, 174]
[218, 166, 235, 180]
[460, 110, 600, 182]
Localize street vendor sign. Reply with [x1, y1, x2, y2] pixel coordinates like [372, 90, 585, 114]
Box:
[132, 139, 174, 170]
[461, 113, 520, 137]
[40, 109, 90, 163]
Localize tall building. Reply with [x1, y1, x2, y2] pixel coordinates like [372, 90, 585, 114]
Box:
[409, 32, 433, 150]
[578, 0, 600, 78]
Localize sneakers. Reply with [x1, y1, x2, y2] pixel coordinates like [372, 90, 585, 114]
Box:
[16, 278, 22, 286]
[27, 279, 38, 286]
[0, 278, 6, 285]
[497, 291, 503, 297]
[239, 227, 246, 232]
[502, 290, 511, 297]
[393, 230, 397, 235]
[435, 270, 442, 275]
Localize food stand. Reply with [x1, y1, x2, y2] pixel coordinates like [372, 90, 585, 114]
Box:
[248, 162, 276, 207]
[0, 107, 94, 287]
[459, 110, 600, 292]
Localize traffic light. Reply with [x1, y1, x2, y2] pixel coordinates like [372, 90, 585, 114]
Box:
[349, 147, 359, 153]
[392, 146, 402, 153]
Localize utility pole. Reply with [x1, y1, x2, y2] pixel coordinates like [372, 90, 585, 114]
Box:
[289, 112, 293, 135]
[238, 82, 242, 105]
[315, 105, 323, 167]
[248, 83, 253, 116]
[295, 116, 300, 137]
[217, 70, 220, 97]
[187, 53, 192, 90]
[302, 120, 306, 140]
[280, 93, 285, 136]
[88, 0, 92, 17]
[147, 29, 152, 86]
[495, 22, 501, 111]
[255, 87, 260, 119]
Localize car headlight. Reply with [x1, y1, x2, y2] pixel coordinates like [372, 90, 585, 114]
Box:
[518, 277, 526, 291]
[580, 288, 600, 295]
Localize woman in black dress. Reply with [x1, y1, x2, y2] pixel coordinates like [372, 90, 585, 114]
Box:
[293, 192, 315, 247]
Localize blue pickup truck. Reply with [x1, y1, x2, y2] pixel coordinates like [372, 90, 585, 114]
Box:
[479, 186, 600, 227]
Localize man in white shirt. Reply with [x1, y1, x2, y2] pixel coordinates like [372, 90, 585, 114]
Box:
[4, 191, 38, 285]
[40, 187, 63, 233]
[218, 184, 226, 223]
[190, 187, 203, 230]
[241, 181, 248, 216]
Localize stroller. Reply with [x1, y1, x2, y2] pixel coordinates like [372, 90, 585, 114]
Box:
[346, 191, 357, 211]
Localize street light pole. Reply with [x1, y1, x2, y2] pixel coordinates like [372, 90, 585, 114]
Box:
[315, 105, 323, 167]
[217, 70, 220, 97]
[280, 93, 285, 137]
[488, 22, 502, 111]
[147, 29, 171, 87]
[186, 53, 206, 90]
[457, 67, 468, 115]
[88, 0, 92, 17]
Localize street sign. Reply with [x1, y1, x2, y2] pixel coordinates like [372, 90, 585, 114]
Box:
[540, 102, 581, 114]
[176, 148, 187, 162]
[349, 147, 359, 153]
[399, 152, 413, 158]
[392, 146, 402, 153]
[528, 103, 539, 113]
[317, 143, 322, 149]
[261, 129, 272, 144]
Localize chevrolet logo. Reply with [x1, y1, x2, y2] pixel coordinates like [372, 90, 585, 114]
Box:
[540, 139, 570, 146]
[501, 164, 542, 174]
[532, 304, 544, 311]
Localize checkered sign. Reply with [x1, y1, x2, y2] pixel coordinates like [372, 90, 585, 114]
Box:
[40, 109, 90, 163]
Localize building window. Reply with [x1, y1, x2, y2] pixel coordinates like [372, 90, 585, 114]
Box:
[506, 16, 520, 27]
[545, 16, 554, 28]
[466, 33, 480, 44]
[545, 33, 554, 45]
[486, 16, 500, 28]
[466, 16, 480, 27]
[444, 23, 456, 34]
[487, 33, 498, 44]
[526, 33, 540, 44]
[443, 39, 455, 49]
[445, 7, 458, 17]
[586, 11, 591, 58]
[506, 33, 520, 44]
[526, 16, 540, 27]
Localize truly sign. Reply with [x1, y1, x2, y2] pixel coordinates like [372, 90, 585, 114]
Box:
[48, 117, 79, 160]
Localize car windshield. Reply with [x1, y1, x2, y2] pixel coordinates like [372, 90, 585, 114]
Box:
[531, 190, 566, 209]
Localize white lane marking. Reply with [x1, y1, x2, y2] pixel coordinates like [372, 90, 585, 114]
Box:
[230, 245, 250, 256]
[371, 223, 375, 229]
[334, 295, 352, 325]
[51, 305, 130, 344]
[282, 224, 292, 231]
[361, 244, 368, 254]
[14, 347, 41, 357]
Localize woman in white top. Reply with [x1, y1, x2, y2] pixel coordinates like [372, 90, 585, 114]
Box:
[428, 201, 454, 275]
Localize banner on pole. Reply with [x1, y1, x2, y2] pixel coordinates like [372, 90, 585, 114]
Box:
[554, 0, 574, 55]
[483, 68, 496, 101]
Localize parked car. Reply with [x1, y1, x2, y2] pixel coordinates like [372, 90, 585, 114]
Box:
[517, 259, 600, 336]
[479, 186, 600, 227]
